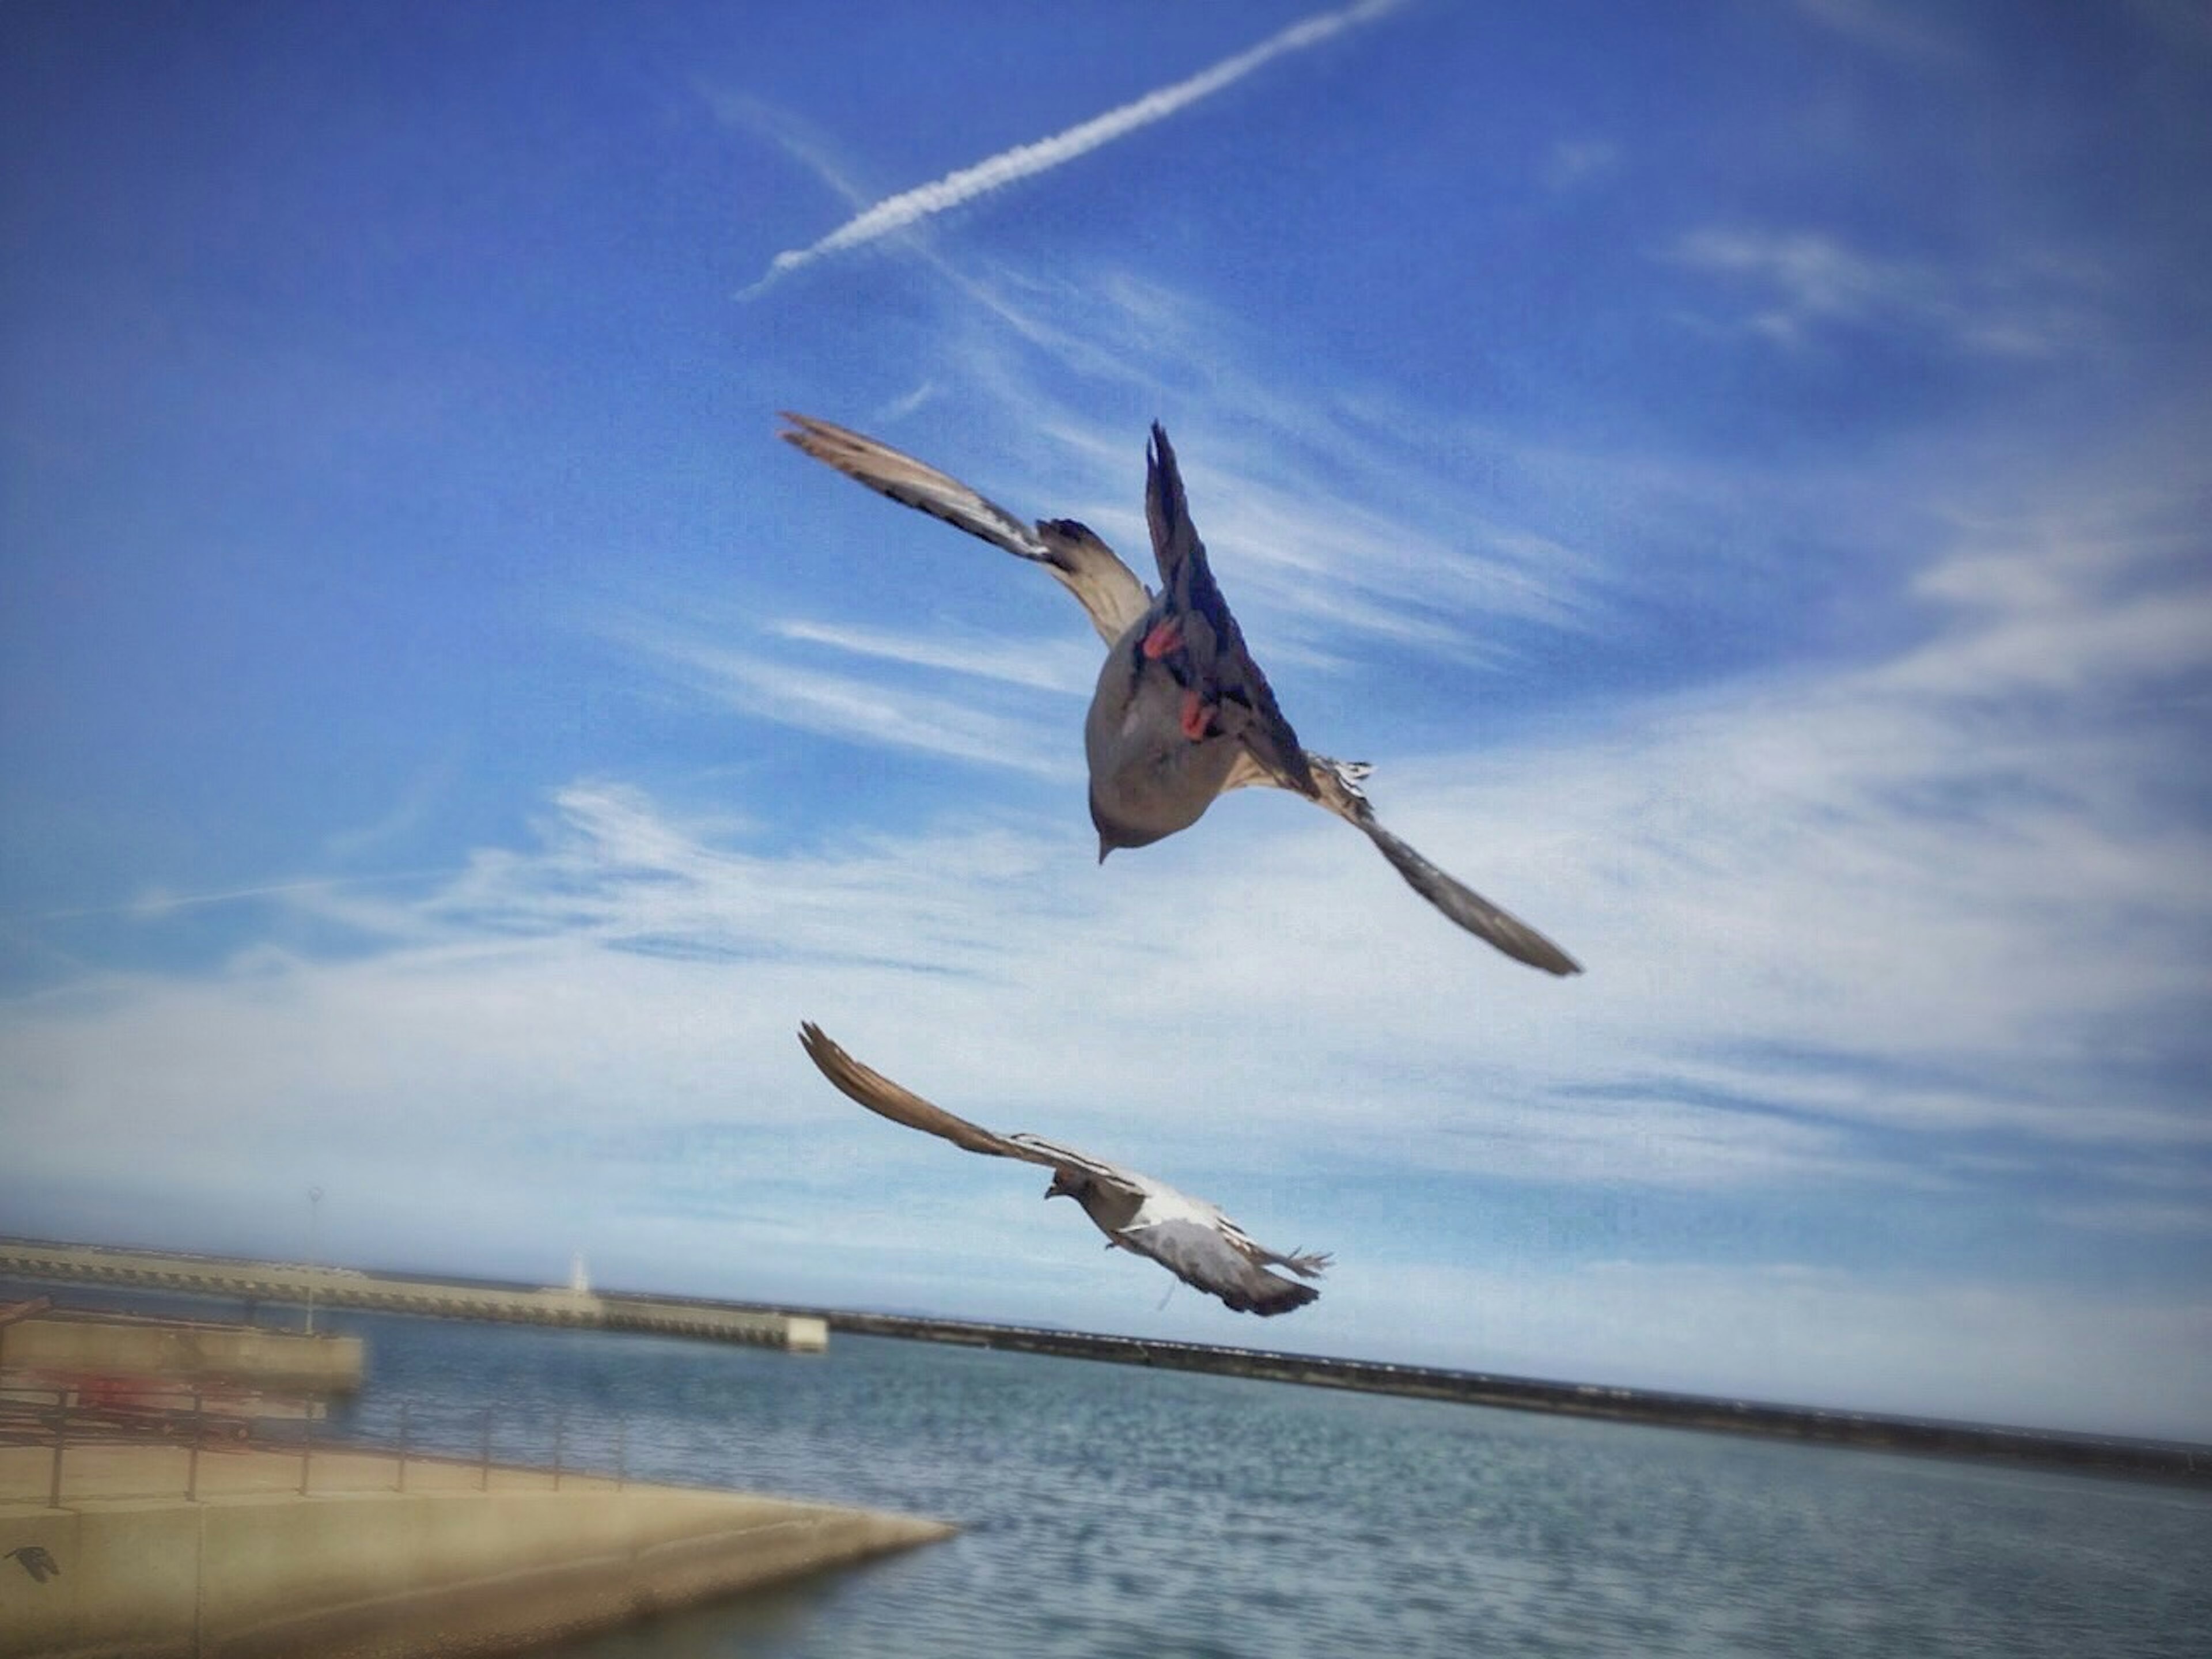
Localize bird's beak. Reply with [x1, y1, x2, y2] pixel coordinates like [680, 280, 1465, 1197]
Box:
[1096, 836, 1113, 865]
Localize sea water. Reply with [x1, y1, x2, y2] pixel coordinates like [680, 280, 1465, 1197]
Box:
[296, 1309, 2212, 1659]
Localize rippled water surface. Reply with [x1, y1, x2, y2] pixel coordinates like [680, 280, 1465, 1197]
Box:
[292, 1311, 2212, 1659]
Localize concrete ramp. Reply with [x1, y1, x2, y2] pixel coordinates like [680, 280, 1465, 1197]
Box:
[0, 1442, 953, 1658]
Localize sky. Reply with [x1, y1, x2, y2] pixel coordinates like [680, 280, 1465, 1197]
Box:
[3, 0, 2209, 1440]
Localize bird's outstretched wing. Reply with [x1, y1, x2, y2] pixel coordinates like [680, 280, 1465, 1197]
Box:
[1118, 1219, 1320, 1317]
[1143, 424, 1316, 798]
[1222, 751, 1582, 975]
[798, 1022, 1059, 1165]
[780, 413, 1153, 646]
[801, 1023, 1149, 1188]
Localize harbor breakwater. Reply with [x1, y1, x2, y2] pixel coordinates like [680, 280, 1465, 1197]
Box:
[6, 1235, 2203, 1483]
[0, 1238, 823, 1353]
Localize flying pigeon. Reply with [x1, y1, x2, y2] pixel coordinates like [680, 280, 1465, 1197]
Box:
[779, 412, 1581, 975]
[5, 1546, 58, 1584]
[798, 1022, 1330, 1316]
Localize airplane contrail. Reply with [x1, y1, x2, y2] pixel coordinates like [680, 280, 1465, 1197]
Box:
[742, 0, 1406, 297]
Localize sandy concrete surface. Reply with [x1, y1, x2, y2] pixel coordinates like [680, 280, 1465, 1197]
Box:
[0, 1440, 953, 1658]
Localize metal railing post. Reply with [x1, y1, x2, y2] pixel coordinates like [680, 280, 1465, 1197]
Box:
[187, 1392, 204, 1502]
[47, 1389, 66, 1509]
[299, 1411, 313, 1496]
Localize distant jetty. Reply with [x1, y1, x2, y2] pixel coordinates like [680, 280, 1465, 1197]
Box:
[0, 1237, 823, 1352]
[6, 1235, 2203, 1483]
[819, 1308, 2211, 1484]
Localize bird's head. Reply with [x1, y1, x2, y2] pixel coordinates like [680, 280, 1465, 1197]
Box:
[1045, 1170, 1086, 1203]
[1089, 792, 1168, 863]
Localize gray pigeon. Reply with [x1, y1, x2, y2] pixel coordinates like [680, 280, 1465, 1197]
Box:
[780, 414, 1581, 975]
[5, 1546, 58, 1584]
[798, 1022, 1330, 1316]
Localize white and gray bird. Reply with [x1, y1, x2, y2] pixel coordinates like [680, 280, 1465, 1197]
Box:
[798, 1022, 1330, 1317]
[780, 413, 1581, 975]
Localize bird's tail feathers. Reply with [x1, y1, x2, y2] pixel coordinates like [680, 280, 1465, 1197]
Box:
[1269, 1247, 1332, 1279]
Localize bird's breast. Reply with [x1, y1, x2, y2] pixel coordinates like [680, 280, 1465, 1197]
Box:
[1083, 659, 1238, 840]
[1075, 1181, 1146, 1238]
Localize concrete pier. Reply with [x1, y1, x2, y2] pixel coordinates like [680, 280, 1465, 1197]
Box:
[0, 1239, 825, 1354]
[0, 1440, 953, 1658]
[1, 1304, 363, 1396]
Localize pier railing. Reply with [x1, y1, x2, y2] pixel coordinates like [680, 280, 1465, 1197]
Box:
[0, 1382, 638, 1506]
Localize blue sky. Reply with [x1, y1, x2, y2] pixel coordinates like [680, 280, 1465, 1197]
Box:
[3, 0, 2209, 1438]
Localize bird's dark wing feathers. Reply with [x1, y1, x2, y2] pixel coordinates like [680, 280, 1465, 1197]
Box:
[1121, 1220, 1320, 1317]
[1219, 751, 1582, 975]
[1143, 425, 1316, 798]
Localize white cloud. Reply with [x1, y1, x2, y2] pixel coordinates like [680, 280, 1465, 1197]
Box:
[654, 361, 1606, 777]
[321, 745, 463, 863]
[768, 618, 1097, 696]
[786, 356, 1602, 673]
[1160, 445, 1597, 653]
[741, 0, 1408, 296]
[616, 617, 1078, 779]
[32, 870, 449, 926]
[12, 472, 2206, 1200]
[1663, 226, 2102, 357]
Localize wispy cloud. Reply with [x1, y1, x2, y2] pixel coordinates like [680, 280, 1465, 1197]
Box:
[322, 745, 465, 863]
[769, 618, 1097, 695]
[618, 619, 1078, 779]
[781, 273, 1603, 664]
[14, 459, 2207, 1174]
[1663, 226, 2101, 356]
[699, 88, 871, 210]
[26, 870, 451, 925]
[1164, 448, 1597, 656]
[741, 0, 1408, 296]
[7, 679, 2207, 1428]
